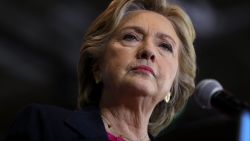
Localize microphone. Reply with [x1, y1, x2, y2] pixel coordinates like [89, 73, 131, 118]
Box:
[194, 79, 250, 116]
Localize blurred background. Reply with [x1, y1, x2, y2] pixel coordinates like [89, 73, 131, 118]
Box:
[0, 0, 249, 140]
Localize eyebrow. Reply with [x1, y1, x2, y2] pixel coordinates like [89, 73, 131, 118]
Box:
[119, 26, 177, 46]
[157, 32, 177, 46]
[120, 26, 144, 34]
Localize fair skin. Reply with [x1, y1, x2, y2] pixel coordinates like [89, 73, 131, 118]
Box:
[98, 10, 180, 141]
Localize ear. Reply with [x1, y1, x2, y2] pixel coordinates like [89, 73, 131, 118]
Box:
[92, 63, 102, 84]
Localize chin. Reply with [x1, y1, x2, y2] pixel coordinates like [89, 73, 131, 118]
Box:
[123, 77, 157, 96]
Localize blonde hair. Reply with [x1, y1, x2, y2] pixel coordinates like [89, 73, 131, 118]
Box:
[78, 0, 196, 136]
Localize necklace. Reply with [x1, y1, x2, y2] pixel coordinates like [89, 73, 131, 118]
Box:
[101, 115, 150, 141]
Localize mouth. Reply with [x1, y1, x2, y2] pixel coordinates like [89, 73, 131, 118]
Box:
[131, 65, 155, 77]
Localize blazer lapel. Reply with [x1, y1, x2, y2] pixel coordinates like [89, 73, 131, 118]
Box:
[64, 106, 108, 141]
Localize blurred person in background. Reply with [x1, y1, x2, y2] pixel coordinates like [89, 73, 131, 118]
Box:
[4, 0, 196, 140]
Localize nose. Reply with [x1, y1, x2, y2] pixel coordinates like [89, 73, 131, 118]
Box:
[137, 41, 156, 62]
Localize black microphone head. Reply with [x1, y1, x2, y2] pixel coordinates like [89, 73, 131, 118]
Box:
[194, 79, 223, 109]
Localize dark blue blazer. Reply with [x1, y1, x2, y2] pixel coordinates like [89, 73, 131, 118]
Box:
[4, 104, 109, 141]
[4, 104, 156, 141]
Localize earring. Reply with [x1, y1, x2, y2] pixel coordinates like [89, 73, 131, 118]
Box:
[165, 92, 171, 103]
[94, 73, 102, 84]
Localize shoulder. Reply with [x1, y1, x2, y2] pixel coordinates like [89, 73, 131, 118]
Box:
[14, 103, 73, 124]
[4, 104, 108, 141]
[21, 103, 73, 114]
[4, 104, 75, 140]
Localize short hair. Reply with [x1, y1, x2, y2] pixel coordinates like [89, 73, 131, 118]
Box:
[78, 0, 196, 136]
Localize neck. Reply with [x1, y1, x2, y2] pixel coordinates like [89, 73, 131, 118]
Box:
[100, 91, 157, 141]
[100, 106, 151, 141]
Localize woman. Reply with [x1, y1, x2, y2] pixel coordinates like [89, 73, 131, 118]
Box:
[5, 0, 196, 141]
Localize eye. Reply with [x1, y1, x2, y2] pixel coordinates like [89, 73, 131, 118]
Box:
[122, 33, 138, 42]
[159, 42, 173, 53]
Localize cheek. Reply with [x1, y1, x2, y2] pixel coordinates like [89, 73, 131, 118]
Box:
[101, 48, 132, 82]
[158, 60, 179, 91]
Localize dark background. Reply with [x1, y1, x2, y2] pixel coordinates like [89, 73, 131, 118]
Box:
[0, 0, 250, 140]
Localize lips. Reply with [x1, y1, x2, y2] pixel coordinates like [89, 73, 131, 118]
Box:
[131, 65, 155, 76]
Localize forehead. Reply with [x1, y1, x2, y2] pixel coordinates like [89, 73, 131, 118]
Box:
[116, 10, 179, 43]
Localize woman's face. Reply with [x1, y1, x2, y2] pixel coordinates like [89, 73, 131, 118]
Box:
[99, 10, 180, 102]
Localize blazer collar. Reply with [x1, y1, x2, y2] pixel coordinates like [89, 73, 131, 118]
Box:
[64, 105, 108, 141]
